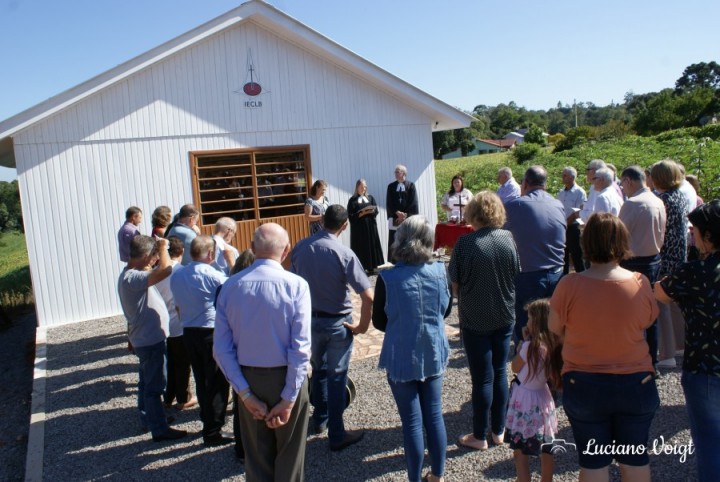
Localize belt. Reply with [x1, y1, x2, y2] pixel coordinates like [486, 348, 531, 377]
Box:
[311, 310, 349, 318]
[241, 366, 286, 372]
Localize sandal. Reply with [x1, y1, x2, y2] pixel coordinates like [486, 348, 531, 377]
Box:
[457, 433, 488, 450]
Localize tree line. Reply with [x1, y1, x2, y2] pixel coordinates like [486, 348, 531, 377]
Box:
[0, 180, 22, 232]
[434, 61, 720, 158]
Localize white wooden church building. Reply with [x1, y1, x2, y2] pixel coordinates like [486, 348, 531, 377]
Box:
[0, 0, 473, 327]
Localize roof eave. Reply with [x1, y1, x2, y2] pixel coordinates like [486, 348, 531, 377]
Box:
[0, 0, 472, 149]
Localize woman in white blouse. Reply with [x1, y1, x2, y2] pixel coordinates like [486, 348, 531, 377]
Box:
[441, 175, 473, 222]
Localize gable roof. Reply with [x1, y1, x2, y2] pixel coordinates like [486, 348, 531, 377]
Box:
[478, 138, 516, 148]
[0, 0, 473, 168]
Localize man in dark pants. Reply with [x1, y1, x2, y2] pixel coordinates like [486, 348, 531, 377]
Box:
[291, 205, 373, 451]
[170, 235, 231, 446]
[619, 166, 667, 367]
[557, 166, 586, 274]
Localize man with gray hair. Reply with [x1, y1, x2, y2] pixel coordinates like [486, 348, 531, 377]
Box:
[291, 205, 373, 451]
[214, 223, 311, 480]
[213, 217, 239, 275]
[118, 235, 187, 442]
[170, 235, 231, 446]
[505, 166, 566, 343]
[585, 167, 623, 218]
[557, 167, 586, 273]
[572, 159, 605, 224]
[496, 167, 521, 204]
[619, 166, 667, 367]
[386, 164, 419, 257]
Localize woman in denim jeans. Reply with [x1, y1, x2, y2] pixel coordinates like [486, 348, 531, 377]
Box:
[373, 215, 451, 482]
[448, 191, 520, 451]
[550, 213, 659, 482]
[656, 200, 720, 482]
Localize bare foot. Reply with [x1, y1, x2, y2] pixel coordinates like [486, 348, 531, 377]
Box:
[457, 433, 488, 450]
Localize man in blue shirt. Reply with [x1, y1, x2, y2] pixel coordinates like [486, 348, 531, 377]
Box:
[167, 204, 200, 265]
[214, 223, 312, 481]
[291, 205, 373, 451]
[170, 235, 231, 446]
[505, 166, 566, 343]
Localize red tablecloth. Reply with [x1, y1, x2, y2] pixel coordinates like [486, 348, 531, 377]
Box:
[434, 222, 473, 250]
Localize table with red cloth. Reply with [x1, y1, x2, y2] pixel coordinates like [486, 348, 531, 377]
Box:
[434, 222, 473, 250]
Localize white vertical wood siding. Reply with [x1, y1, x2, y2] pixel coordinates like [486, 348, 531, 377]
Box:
[14, 20, 439, 327]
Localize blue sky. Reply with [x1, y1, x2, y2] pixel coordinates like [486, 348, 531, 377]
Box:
[1, 0, 718, 181]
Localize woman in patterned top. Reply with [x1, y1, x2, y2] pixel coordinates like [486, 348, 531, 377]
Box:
[305, 179, 329, 235]
[656, 200, 720, 482]
[449, 191, 520, 451]
[650, 160, 688, 367]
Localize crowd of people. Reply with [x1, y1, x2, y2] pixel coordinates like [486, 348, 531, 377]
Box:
[115, 158, 718, 482]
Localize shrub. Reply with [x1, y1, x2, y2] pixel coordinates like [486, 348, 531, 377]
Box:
[512, 143, 540, 164]
[523, 125, 546, 145]
[553, 125, 595, 152]
[547, 133, 565, 146]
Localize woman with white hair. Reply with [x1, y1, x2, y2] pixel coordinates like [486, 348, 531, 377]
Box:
[373, 215, 451, 482]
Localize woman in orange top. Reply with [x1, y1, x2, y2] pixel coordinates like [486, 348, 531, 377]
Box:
[549, 213, 659, 482]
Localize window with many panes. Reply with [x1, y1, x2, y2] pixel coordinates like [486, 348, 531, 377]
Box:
[190, 146, 310, 226]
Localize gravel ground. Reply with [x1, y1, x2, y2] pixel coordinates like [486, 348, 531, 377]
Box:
[34, 308, 698, 481]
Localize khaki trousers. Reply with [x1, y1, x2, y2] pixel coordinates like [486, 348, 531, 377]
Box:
[239, 367, 309, 482]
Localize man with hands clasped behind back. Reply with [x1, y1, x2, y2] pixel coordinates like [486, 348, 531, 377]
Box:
[214, 223, 311, 482]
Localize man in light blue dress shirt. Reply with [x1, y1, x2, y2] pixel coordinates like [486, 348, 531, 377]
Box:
[170, 235, 230, 446]
[214, 223, 312, 481]
[496, 167, 521, 204]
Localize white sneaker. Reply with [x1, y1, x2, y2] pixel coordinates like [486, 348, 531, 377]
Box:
[656, 358, 677, 368]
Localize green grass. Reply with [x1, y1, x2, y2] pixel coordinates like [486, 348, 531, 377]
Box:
[0, 231, 33, 311]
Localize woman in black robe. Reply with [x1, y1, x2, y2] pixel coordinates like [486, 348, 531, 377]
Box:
[347, 179, 385, 273]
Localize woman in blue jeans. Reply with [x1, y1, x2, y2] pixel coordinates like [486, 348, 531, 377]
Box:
[448, 191, 520, 450]
[373, 215, 451, 482]
[656, 200, 720, 482]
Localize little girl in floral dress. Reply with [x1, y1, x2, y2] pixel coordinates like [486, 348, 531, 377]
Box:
[505, 299, 563, 482]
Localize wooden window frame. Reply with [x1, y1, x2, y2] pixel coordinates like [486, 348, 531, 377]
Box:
[189, 145, 312, 227]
